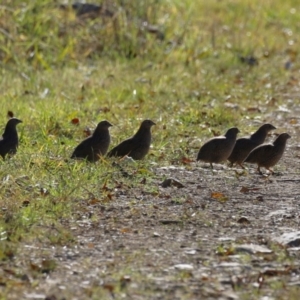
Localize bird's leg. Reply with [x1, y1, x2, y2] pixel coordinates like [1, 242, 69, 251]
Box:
[210, 163, 213, 169]
[257, 166, 263, 175]
[267, 167, 274, 175]
[238, 163, 245, 169]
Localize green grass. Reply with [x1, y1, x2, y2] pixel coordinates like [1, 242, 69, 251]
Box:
[0, 0, 300, 298]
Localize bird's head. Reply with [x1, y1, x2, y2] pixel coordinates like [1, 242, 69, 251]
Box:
[259, 123, 276, 133]
[141, 120, 156, 129]
[277, 133, 291, 141]
[225, 127, 240, 138]
[7, 118, 22, 127]
[96, 120, 113, 130]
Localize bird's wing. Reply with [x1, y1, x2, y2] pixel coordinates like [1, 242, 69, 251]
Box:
[197, 137, 224, 160]
[245, 144, 273, 163]
[231, 138, 256, 157]
[71, 138, 92, 158]
[204, 137, 224, 150]
[108, 138, 135, 157]
[235, 138, 255, 148]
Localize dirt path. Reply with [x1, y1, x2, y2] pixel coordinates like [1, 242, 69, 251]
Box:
[6, 143, 300, 299]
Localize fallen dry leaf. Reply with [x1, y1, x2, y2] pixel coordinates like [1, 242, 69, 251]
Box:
[240, 186, 261, 193]
[161, 178, 184, 188]
[240, 186, 250, 193]
[7, 111, 14, 118]
[237, 216, 251, 224]
[159, 219, 182, 225]
[247, 107, 261, 112]
[102, 283, 115, 293]
[22, 200, 30, 207]
[181, 157, 194, 164]
[211, 192, 228, 202]
[120, 228, 131, 234]
[261, 268, 290, 276]
[88, 198, 100, 205]
[83, 127, 92, 137]
[71, 118, 80, 125]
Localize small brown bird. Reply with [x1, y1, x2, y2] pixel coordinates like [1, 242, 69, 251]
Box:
[107, 120, 155, 160]
[0, 118, 22, 159]
[197, 127, 240, 168]
[228, 123, 276, 168]
[244, 133, 291, 174]
[71, 120, 112, 162]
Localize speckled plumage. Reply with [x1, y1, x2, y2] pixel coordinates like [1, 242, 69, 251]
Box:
[0, 118, 22, 159]
[197, 127, 240, 168]
[244, 133, 291, 174]
[71, 120, 112, 162]
[228, 123, 276, 168]
[107, 120, 155, 160]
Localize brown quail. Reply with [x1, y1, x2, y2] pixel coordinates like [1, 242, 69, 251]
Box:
[107, 120, 155, 160]
[0, 118, 22, 159]
[244, 133, 291, 174]
[71, 120, 112, 162]
[228, 123, 276, 168]
[197, 127, 240, 168]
